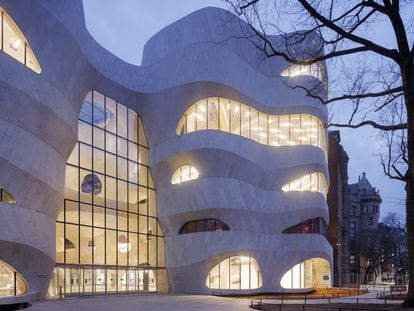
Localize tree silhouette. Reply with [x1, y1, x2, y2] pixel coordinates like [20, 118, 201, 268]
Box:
[226, 0, 413, 307]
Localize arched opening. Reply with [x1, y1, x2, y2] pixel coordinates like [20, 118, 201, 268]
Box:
[206, 256, 262, 290]
[171, 165, 199, 184]
[0, 260, 27, 297]
[280, 258, 331, 289]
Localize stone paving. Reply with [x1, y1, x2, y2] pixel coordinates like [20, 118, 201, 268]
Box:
[26, 291, 403, 311]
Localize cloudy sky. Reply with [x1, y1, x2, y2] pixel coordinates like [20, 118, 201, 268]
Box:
[83, 0, 406, 219]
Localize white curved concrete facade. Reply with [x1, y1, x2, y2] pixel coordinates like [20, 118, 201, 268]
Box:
[0, 0, 332, 302]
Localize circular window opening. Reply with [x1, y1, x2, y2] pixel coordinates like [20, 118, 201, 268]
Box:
[79, 100, 113, 126]
[81, 173, 102, 195]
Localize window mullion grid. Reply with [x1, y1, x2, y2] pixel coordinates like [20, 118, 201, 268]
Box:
[91, 91, 95, 293]
[126, 107, 130, 293]
[115, 99, 119, 293]
[103, 92, 108, 295]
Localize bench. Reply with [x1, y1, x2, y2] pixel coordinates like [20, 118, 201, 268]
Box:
[390, 285, 407, 292]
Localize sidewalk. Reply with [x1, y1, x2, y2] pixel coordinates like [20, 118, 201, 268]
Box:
[26, 290, 404, 311]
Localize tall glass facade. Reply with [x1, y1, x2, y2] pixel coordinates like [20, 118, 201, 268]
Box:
[177, 98, 327, 157]
[49, 91, 167, 297]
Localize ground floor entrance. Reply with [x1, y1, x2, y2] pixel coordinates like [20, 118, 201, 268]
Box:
[47, 265, 166, 297]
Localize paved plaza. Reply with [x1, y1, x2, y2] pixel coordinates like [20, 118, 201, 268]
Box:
[25, 291, 403, 311]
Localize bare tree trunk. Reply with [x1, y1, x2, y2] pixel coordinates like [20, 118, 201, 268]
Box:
[402, 81, 414, 308]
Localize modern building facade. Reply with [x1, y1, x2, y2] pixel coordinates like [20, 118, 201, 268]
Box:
[0, 1, 332, 302]
[348, 173, 382, 276]
[326, 131, 350, 286]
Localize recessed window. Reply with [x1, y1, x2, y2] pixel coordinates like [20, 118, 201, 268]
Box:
[171, 165, 199, 184]
[283, 218, 325, 234]
[206, 256, 262, 290]
[177, 98, 327, 157]
[280, 258, 330, 289]
[179, 219, 230, 234]
[0, 7, 41, 73]
[281, 172, 328, 197]
[280, 63, 325, 83]
[350, 222, 356, 240]
[0, 187, 16, 204]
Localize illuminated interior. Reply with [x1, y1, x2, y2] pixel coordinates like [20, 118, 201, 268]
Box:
[280, 258, 331, 289]
[177, 98, 326, 157]
[206, 256, 262, 290]
[281, 173, 328, 198]
[0, 187, 15, 204]
[50, 90, 167, 296]
[281, 63, 325, 83]
[0, 260, 27, 297]
[171, 165, 199, 184]
[0, 7, 41, 73]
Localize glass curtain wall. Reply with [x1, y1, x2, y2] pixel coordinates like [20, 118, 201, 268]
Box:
[177, 98, 327, 158]
[51, 91, 167, 297]
[206, 256, 262, 290]
[0, 260, 27, 297]
[0, 7, 41, 73]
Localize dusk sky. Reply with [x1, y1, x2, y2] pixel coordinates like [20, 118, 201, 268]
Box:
[83, 0, 406, 220]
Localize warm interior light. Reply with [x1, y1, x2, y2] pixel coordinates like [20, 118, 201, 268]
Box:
[118, 235, 131, 253]
[11, 39, 21, 50]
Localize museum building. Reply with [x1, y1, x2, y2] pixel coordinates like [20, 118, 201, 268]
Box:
[0, 0, 332, 302]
